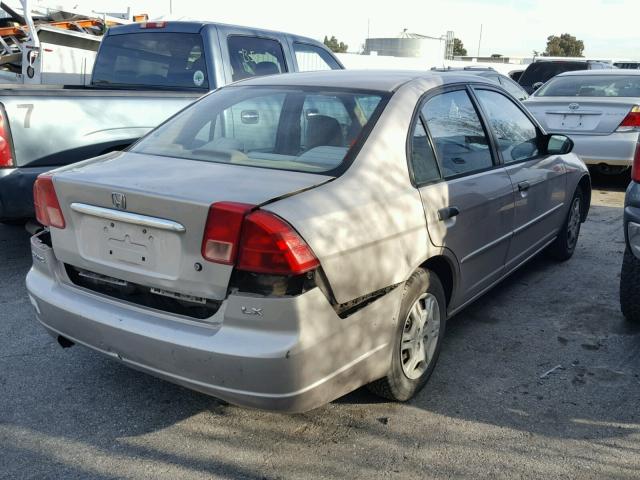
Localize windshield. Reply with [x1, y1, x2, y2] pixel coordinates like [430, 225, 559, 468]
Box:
[537, 75, 640, 97]
[92, 33, 209, 90]
[519, 62, 586, 87]
[131, 86, 387, 175]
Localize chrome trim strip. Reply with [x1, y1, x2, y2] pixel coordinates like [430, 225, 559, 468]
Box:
[70, 203, 186, 233]
[513, 203, 564, 236]
[460, 231, 513, 264]
[448, 235, 557, 317]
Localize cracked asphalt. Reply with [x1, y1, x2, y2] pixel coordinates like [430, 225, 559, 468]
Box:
[1, 174, 638, 479]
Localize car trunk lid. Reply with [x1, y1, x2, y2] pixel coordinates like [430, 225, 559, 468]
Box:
[525, 97, 638, 135]
[50, 151, 332, 302]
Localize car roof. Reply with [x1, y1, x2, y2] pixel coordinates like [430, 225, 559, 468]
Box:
[556, 69, 640, 77]
[227, 69, 494, 92]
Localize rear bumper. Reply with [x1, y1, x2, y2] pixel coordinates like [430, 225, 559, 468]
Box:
[571, 132, 639, 167]
[0, 166, 52, 220]
[26, 234, 399, 412]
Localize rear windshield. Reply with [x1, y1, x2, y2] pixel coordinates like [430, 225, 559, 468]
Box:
[536, 75, 640, 97]
[519, 62, 586, 87]
[92, 33, 209, 90]
[131, 86, 387, 175]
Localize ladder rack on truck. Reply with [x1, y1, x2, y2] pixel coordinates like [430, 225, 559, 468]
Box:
[0, 0, 138, 85]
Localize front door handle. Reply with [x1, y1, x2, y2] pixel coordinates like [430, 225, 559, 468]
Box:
[438, 206, 460, 221]
[518, 181, 530, 192]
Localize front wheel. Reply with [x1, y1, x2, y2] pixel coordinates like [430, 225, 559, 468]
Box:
[367, 268, 446, 402]
[547, 187, 583, 261]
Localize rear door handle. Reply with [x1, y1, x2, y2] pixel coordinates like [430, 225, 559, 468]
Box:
[518, 181, 530, 192]
[438, 206, 460, 221]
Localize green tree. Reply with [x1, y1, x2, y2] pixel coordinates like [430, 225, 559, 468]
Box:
[453, 38, 467, 56]
[323, 35, 348, 53]
[543, 34, 584, 57]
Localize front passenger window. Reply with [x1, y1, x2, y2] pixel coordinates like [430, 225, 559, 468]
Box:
[474, 89, 539, 163]
[227, 36, 287, 82]
[422, 90, 493, 178]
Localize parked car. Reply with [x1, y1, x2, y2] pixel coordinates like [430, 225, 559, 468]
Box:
[614, 61, 640, 70]
[518, 59, 612, 94]
[524, 70, 640, 175]
[620, 161, 640, 322]
[26, 70, 591, 412]
[509, 69, 524, 82]
[431, 66, 528, 100]
[0, 20, 342, 222]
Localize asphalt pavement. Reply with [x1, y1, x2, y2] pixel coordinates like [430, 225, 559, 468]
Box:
[1, 174, 638, 480]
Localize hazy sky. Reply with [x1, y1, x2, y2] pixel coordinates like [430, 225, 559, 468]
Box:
[37, 0, 640, 59]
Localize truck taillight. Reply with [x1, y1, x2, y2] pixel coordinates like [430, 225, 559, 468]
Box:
[139, 21, 166, 29]
[201, 202, 319, 275]
[617, 105, 640, 132]
[632, 143, 640, 183]
[0, 107, 14, 168]
[33, 174, 66, 229]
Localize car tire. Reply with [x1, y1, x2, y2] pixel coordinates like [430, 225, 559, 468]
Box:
[620, 247, 640, 323]
[367, 268, 446, 402]
[547, 187, 583, 261]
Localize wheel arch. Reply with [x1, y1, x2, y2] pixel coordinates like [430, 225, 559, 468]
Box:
[420, 254, 457, 309]
[577, 174, 591, 222]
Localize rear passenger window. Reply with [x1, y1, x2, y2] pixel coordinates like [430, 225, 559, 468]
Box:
[227, 36, 287, 82]
[422, 90, 493, 178]
[474, 89, 539, 163]
[410, 120, 440, 184]
[293, 43, 341, 72]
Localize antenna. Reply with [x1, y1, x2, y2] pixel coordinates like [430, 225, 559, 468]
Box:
[477, 23, 482, 57]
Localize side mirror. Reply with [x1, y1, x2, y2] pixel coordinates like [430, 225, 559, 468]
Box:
[532, 81, 544, 91]
[547, 134, 574, 155]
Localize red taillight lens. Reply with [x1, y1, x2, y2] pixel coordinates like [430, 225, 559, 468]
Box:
[201, 202, 319, 275]
[33, 174, 65, 229]
[139, 21, 166, 29]
[201, 202, 254, 264]
[0, 108, 14, 168]
[237, 211, 319, 275]
[631, 143, 640, 182]
[617, 105, 640, 132]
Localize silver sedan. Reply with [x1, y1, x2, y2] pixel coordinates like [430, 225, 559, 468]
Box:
[524, 70, 640, 175]
[27, 70, 590, 412]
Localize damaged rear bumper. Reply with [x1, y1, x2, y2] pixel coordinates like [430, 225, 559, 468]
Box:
[26, 233, 400, 413]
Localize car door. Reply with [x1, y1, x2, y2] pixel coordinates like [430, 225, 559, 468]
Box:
[411, 87, 515, 302]
[472, 87, 566, 271]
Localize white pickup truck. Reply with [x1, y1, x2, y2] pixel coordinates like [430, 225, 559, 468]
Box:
[0, 20, 343, 221]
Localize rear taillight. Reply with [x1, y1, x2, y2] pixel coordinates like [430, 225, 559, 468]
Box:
[631, 143, 640, 182]
[0, 107, 14, 168]
[617, 105, 640, 132]
[201, 202, 319, 275]
[33, 174, 65, 229]
[201, 202, 253, 264]
[237, 211, 320, 275]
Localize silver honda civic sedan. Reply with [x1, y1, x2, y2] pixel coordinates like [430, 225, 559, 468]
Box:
[26, 70, 591, 412]
[524, 70, 640, 175]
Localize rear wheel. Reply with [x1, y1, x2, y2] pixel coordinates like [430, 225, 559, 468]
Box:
[367, 268, 446, 402]
[620, 247, 640, 323]
[547, 187, 582, 261]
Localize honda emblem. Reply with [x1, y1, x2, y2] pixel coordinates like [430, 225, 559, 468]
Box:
[111, 192, 126, 210]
